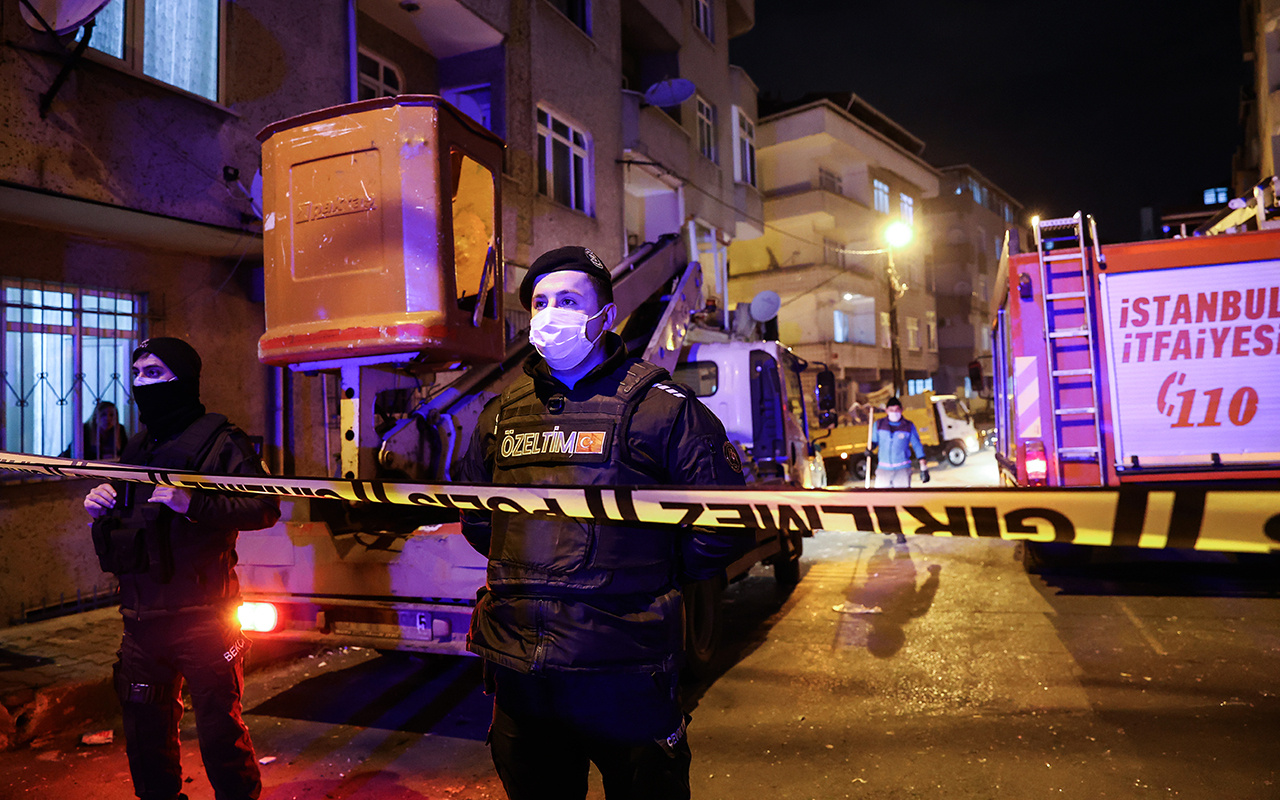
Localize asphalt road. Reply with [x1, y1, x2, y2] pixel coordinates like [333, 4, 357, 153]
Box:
[3, 449, 1278, 799]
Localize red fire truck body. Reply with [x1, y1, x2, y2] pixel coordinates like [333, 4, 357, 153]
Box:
[992, 218, 1280, 493]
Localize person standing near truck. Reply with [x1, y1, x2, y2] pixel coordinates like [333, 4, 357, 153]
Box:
[867, 396, 929, 488]
[457, 245, 749, 800]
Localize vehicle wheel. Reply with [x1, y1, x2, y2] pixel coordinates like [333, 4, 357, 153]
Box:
[853, 455, 872, 483]
[683, 576, 724, 680]
[945, 441, 967, 467]
[773, 529, 803, 590]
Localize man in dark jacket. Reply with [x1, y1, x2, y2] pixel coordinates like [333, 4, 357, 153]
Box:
[457, 246, 749, 800]
[83, 337, 279, 800]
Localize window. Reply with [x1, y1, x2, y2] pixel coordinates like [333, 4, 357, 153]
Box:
[906, 316, 920, 350]
[696, 96, 718, 163]
[873, 179, 890, 214]
[3, 280, 145, 458]
[693, 0, 713, 41]
[1203, 187, 1229, 205]
[357, 48, 403, 100]
[899, 193, 914, 225]
[672, 361, 718, 396]
[537, 107, 592, 213]
[80, 0, 221, 101]
[833, 309, 850, 343]
[547, 0, 591, 34]
[879, 311, 891, 348]
[819, 168, 842, 195]
[907, 377, 934, 395]
[925, 311, 937, 351]
[443, 85, 493, 132]
[733, 107, 756, 187]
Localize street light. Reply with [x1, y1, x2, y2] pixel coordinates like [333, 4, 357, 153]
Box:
[883, 220, 913, 397]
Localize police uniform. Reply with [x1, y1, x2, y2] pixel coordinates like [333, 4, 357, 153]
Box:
[90, 339, 279, 800]
[458, 331, 748, 800]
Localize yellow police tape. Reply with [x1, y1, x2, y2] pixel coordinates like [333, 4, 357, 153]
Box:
[1, 451, 1277, 554]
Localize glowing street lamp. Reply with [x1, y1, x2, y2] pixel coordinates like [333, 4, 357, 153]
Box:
[883, 220, 913, 396]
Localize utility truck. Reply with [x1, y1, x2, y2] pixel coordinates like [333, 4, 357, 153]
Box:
[987, 190, 1280, 569]
[233, 96, 818, 673]
[815, 392, 982, 486]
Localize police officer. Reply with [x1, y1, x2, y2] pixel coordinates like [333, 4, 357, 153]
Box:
[457, 246, 749, 800]
[867, 396, 929, 488]
[83, 337, 279, 800]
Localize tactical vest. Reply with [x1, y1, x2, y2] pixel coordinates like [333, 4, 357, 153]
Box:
[487, 360, 677, 596]
[91, 414, 240, 616]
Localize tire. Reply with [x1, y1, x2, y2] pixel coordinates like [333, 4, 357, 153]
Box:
[773, 529, 802, 590]
[682, 576, 724, 680]
[945, 441, 967, 467]
[853, 455, 872, 483]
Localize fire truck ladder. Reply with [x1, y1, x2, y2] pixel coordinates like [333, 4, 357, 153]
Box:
[1033, 212, 1105, 485]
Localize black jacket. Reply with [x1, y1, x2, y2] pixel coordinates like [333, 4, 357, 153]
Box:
[458, 333, 748, 674]
[101, 415, 280, 619]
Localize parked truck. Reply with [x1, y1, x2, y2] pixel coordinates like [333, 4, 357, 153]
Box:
[815, 392, 981, 485]
[233, 96, 817, 673]
[988, 200, 1280, 569]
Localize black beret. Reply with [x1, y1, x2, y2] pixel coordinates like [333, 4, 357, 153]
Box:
[132, 337, 202, 382]
[518, 246, 613, 310]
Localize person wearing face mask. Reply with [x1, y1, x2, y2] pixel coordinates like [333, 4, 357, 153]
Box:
[457, 245, 750, 800]
[82, 337, 279, 800]
[866, 396, 929, 488]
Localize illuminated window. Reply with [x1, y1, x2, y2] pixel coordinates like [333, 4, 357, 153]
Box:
[873, 179, 890, 214]
[2, 280, 145, 458]
[925, 311, 937, 351]
[357, 48, 403, 100]
[906, 316, 920, 350]
[1203, 187, 1229, 205]
[697, 96, 718, 162]
[537, 107, 592, 213]
[899, 193, 914, 225]
[879, 311, 891, 348]
[79, 0, 221, 101]
[693, 0, 713, 40]
[733, 107, 756, 186]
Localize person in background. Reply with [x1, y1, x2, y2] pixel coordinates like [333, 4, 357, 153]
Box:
[85, 400, 128, 461]
[867, 396, 929, 488]
[83, 337, 279, 800]
[457, 245, 750, 800]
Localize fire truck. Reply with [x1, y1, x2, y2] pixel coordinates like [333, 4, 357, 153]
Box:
[233, 96, 816, 673]
[989, 196, 1280, 568]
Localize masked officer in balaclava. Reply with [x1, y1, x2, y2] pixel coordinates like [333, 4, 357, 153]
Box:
[83, 337, 279, 800]
[457, 246, 751, 800]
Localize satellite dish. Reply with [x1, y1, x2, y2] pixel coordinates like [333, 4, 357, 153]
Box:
[749, 290, 781, 322]
[20, 0, 112, 35]
[643, 78, 696, 108]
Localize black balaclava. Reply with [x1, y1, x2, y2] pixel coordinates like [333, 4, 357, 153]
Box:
[131, 337, 205, 440]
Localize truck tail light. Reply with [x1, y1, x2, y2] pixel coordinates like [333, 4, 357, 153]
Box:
[1024, 441, 1048, 486]
[238, 601, 280, 633]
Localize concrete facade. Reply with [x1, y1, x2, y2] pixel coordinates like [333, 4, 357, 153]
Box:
[727, 95, 940, 417]
[925, 165, 1029, 409]
[0, 0, 759, 625]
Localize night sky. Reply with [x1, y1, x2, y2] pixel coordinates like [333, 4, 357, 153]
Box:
[730, 1, 1247, 242]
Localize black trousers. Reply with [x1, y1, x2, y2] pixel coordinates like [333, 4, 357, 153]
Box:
[116, 608, 260, 800]
[488, 665, 691, 800]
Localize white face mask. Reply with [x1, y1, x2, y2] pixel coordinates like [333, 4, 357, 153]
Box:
[887, 408, 903, 422]
[529, 305, 609, 371]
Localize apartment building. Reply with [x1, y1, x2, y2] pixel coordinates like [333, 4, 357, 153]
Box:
[925, 165, 1028, 407]
[0, 0, 758, 624]
[726, 93, 940, 417]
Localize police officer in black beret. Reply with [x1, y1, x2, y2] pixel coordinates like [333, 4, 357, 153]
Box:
[457, 246, 751, 799]
[83, 337, 279, 800]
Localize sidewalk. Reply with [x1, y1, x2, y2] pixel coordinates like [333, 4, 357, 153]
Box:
[0, 608, 122, 750]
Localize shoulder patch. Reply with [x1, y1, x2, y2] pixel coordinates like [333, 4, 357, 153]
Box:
[722, 441, 742, 473]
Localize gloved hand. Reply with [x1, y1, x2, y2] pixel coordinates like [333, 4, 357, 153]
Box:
[920, 468, 931, 484]
[865, 448, 874, 456]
